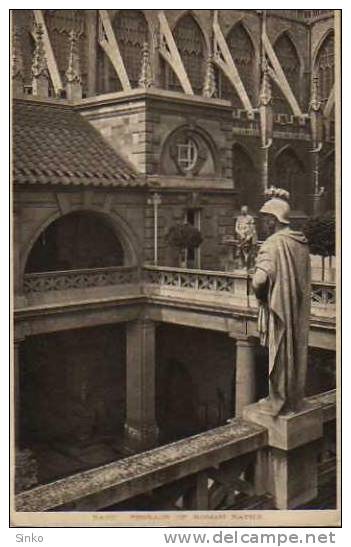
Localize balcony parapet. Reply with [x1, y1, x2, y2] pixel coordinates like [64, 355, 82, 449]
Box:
[23, 265, 138, 294]
[143, 265, 335, 316]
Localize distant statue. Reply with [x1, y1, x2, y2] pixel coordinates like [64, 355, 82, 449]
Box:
[252, 194, 311, 416]
[235, 205, 257, 269]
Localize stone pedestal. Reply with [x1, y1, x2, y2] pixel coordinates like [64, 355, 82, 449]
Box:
[232, 335, 257, 416]
[244, 400, 323, 509]
[124, 318, 159, 453]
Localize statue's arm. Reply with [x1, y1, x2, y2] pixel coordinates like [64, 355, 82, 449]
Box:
[252, 268, 269, 303]
[252, 241, 275, 302]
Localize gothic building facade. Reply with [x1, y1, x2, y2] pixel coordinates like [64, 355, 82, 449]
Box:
[12, 10, 337, 514]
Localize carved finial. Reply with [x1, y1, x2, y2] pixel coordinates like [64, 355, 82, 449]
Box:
[31, 22, 49, 97]
[138, 42, 153, 88]
[12, 26, 24, 94]
[264, 186, 290, 202]
[65, 29, 82, 100]
[203, 55, 217, 99]
[259, 57, 272, 107]
[309, 73, 321, 112]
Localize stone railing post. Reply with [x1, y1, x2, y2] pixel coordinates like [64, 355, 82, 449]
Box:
[124, 317, 159, 453]
[183, 471, 209, 510]
[244, 401, 323, 509]
[229, 334, 258, 416]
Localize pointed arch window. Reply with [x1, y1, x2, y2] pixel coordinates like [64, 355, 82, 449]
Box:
[163, 14, 206, 95]
[274, 148, 306, 210]
[315, 32, 334, 105]
[217, 23, 255, 107]
[273, 33, 300, 114]
[113, 10, 148, 88]
[232, 144, 259, 211]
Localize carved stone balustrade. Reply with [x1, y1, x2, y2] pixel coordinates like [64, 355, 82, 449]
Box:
[311, 281, 336, 309]
[143, 265, 336, 317]
[24, 266, 139, 293]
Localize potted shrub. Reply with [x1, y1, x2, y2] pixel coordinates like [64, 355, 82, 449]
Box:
[166, 223, 203, 268]
[303, 211, 335, 281]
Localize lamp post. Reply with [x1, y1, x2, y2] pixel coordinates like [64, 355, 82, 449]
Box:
[147, 192, 162, 265]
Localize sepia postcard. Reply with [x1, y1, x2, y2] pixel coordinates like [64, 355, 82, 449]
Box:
[10, 8, 341, 528]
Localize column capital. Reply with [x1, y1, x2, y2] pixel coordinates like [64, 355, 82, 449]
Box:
[229, 333, 257, 346]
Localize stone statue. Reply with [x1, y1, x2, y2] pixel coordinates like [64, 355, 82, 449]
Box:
[252, 195, 311, 416]
[235, 205, 257, 270]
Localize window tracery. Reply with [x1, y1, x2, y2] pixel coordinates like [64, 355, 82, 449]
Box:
[274, 148, 305, 210]
[273, 33, 300, 114]
[315, 32, 334, 105]
[163, 14, 206, 95]
[218, 23, 255, 107]
[232, 144, 258, 210]
[113, 10, 149, 88]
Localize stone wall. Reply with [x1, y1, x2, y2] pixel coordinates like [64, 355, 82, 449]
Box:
[144, 190, 238, 270]
[79, 91, 234, 181]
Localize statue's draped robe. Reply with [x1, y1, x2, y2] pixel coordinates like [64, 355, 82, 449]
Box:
[255, 228, 311, 415]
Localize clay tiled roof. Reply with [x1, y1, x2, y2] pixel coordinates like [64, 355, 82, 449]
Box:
[13, 99, 143, 187]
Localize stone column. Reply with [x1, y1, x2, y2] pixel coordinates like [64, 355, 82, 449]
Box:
[124, 318, 159, 453]
[233, 335, 257, 416]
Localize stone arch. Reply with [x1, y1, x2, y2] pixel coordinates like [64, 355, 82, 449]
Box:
[22, 206, 140, 281]
[163, 12, 207, 95]
[273, 31, 302, 114]
[113, 10, 149, 88]
[217, 21, 257, 107]
[171, 10, 210, 50]
[314, 30, 334, 105]
[160, 124, 220, 177]
[232, 143, 260, 211]
[273, 146, 306, 210]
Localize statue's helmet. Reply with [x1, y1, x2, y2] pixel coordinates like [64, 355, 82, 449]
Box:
[259, 197, 290, 224]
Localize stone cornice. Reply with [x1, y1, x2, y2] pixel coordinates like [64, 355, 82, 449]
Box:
[74, 88, 233, 113]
